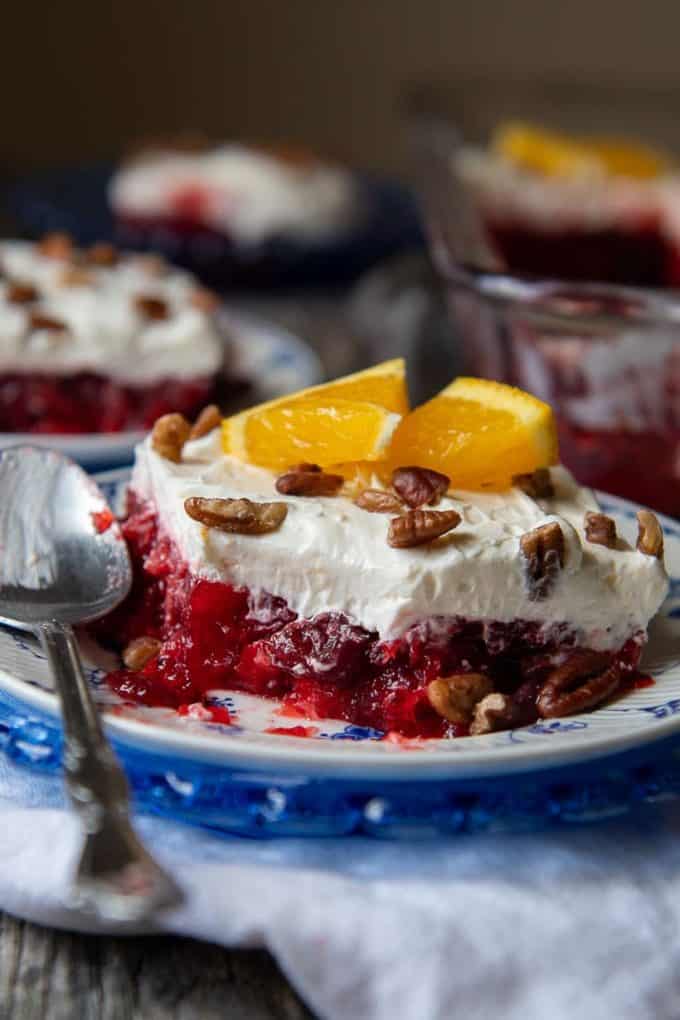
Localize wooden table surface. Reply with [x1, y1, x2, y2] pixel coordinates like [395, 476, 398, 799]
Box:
[0, 915, 315, 1019]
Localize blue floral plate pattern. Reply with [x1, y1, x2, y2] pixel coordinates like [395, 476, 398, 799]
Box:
[0, 479, 679, 837]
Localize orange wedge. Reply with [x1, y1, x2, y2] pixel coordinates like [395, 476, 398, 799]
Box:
[387, 377, 558, 491]
[493, 121, 669, 180]
[224, 398, 400, 472]
[221, 360, 408, 469]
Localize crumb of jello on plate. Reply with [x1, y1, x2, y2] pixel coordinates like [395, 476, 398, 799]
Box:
[95, 360, 669, 739]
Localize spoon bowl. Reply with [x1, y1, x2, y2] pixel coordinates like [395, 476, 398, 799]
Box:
[0, 446, 131, 626]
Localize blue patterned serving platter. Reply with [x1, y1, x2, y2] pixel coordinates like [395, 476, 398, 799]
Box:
[0, 308, 321, 471]
[0, 477, 679, 837]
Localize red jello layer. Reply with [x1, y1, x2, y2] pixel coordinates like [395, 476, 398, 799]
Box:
[487, 217, 673, 287]
[0, 372, 216, 433]
[97, 493, 643, 738]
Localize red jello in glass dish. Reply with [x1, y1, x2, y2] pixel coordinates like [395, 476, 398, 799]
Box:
[415, 117, 680, 516]
[0, 234, 226, 434]
[92, 361, 669, 740]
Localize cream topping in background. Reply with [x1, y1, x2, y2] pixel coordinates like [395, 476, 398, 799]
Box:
[132, 432, 669, 650]
[0, 241, 223, 385]
[110, 145, 359, 243]
[456, 147, 668, 231]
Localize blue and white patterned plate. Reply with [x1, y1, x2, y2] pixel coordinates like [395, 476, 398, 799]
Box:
[0, 478, 679, 837]
[0, 308, 321, 471]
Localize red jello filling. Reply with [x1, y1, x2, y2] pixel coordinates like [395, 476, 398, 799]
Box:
[0, 372, 217, 433]
[486, 215, 673, 288]
[96, 492, 643, 738]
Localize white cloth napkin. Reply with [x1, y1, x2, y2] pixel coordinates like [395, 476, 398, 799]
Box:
[2, 749, 679, 1020]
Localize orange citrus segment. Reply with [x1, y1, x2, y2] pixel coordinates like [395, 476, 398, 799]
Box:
[222, 358, 408, 457]
[493, 121, 669, 180]
[226, 398, 400, 471]
[387, 377, 558, 491]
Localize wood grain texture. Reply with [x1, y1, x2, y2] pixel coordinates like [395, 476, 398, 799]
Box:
[0, 915, 315, 1020]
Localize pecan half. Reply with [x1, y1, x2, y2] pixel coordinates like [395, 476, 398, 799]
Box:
[388, 508, 461, 548]
[86, 242, 118, 266]
[427, 673, 493, 724]
[184, 496, 287, 534]
[637, 510, 664, 559]
[6, 282, 38, 304]
[391, 466, 450, 508]
[537, 651, 620, 718]
[469, 693, 515, 735]
[519, 522, 565, 601]
[134, 295, 170, 320]
[122, 636, 161, 671]
[190, 288, 221, 313]
[189, 404, 222, 440]
[276, 469, 343, 496]
[151, 412, 191, 462]
[38, 232, 74, 260]
[29, 312, 66, 332]
[355, 489, 404, 514]
[584, 511, 617, 548]
[512, 467, 554, 499]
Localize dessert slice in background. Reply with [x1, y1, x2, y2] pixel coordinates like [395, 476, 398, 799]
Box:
[0, 234, 225, 433]
[97, 364, 668, 739]
[457, 121, 680, 286]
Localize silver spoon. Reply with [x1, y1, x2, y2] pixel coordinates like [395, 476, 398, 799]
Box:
[0, 446, 182, 923]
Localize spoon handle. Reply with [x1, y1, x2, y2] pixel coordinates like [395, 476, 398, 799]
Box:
[39, 620, 182, 923]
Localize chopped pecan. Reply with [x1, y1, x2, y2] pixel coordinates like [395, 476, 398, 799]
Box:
[6, 282, 38, 304]
[388, 508, 461, 548]
[184, 496, 287, 534]
[512, 467, 554, 499]
[122, 636, 161, 671]
[355, 489, 404, 514]
[58, 266, 93, 288]
[469, 693, 515, 735]
[189, 404, 222, 440]
[134, 295, 170, 320]
[151, 412, 191, 462]
[275, 469, 343, 496]
[86, 242, 118, 266]
[537, 651, 620, 718]
[584, 511, 617, 548]
[637, 510, 664, 559]
[519, 521, 565, 601]
[29, 312, 66, 332]
[427, 673, 493, 724]
[190, 288, 221, 313]
[391, 466, 450, 508]
[38, 232, 74, 260]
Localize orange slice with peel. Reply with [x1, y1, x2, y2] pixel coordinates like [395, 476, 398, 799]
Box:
[493, 121, 669, 180]
[225, 399, 400, 471]
[221, 359, 408, 469]
[387, 377, 558, 491]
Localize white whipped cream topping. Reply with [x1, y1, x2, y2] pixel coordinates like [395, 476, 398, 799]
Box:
[456, 147, 666, 231]
[110, 145, 359, 243]
[131, 432, 669, 650]
[0, 242, 223, 385]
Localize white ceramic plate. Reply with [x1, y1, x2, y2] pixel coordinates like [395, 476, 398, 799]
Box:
[0, 476, 679, 782]
[0, 308, 322, 470]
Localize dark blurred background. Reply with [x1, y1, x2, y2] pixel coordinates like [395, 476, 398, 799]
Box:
[4, 0, 680, 178]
